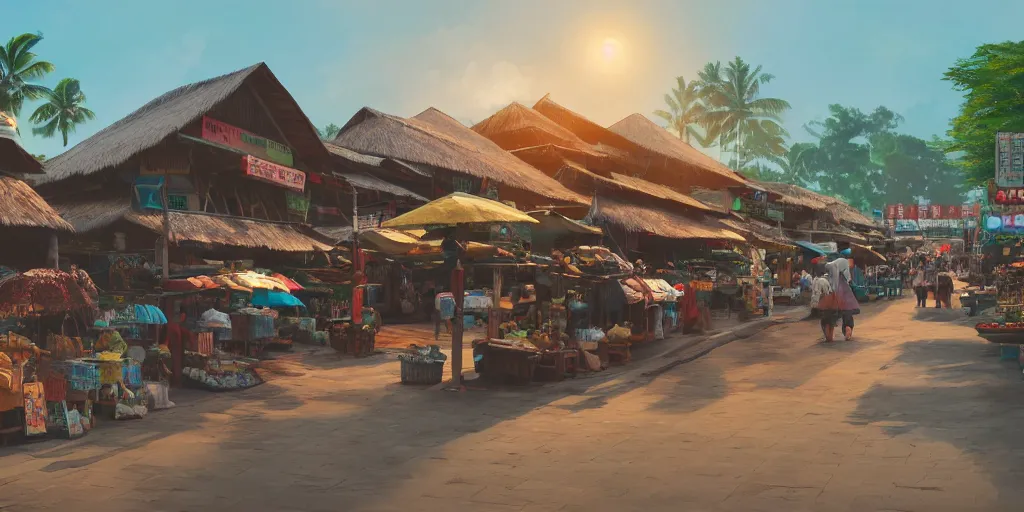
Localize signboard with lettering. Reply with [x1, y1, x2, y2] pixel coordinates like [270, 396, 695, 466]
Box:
[996, 132, 1024, 187]
[202, 116, 294, 166]
[241, 155, 305, 192]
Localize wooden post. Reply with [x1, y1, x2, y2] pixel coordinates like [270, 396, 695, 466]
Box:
[161, 176, 170, 280]
[488, 267, 502, 339]
[449, 261, 465, 387]
[48, 233, 59, 269]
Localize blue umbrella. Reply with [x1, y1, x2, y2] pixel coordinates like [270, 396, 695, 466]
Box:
[251, 289, 305, 308]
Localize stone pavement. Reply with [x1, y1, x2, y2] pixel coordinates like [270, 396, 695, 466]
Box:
[2, 298, 1024, 511]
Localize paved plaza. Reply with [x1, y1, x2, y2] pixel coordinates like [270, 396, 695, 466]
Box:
[1, 298, 1022, 511]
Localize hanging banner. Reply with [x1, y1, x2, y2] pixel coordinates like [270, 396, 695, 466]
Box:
[996, 132, 1024, 187]
[202, 116, 294, 166]
[906, 204, 919, 220]
[241, 155, 305, 192]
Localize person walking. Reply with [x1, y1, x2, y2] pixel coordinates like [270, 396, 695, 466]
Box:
[810, 269, 834, 341]
[813, 254, 861, 341]
[911, 264, 927, 307]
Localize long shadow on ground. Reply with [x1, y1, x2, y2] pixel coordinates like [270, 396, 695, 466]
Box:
[849, 337, 1024, 507]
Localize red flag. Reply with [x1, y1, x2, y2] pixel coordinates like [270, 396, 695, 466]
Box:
[907, 204, 919, 220]
[896, 204, 905, 219]
[886, 204, 896, 219]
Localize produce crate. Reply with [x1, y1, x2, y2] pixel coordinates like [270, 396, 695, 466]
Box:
[400, 360, 444, 385]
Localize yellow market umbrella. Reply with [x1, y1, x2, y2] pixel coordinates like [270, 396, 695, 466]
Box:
[381, 192, 539, 229]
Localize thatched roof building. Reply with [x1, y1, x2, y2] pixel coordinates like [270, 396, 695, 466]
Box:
[0, 114, 72, 232]
[36, 63, 331, 187]
[1, 112, 43, 176]
[607, 113, 747, 190]
[331, 106, 586, 207]
[0, 177, 73, 232]
[756, 181, 877, 229]
[473, 102, 713, 215]
[586, 195, 743, 242]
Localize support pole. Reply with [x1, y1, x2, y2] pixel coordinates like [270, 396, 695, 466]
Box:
[161, 176, 170, 280]
[449, 260, 465, 387]
[48, 233, 59, 269]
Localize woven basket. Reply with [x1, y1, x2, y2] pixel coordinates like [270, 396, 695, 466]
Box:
[400, 360, 444, 385]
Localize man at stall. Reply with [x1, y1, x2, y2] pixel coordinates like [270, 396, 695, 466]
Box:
[163, 308, 192, 387]
[912, 263, 927, 307]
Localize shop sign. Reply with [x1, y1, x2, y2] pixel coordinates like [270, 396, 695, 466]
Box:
[285, 192, 310, 217]
[691, 281, 713, 292]
[241, 155, 305, 192]
[996, 132, 1024, 187]
[202, 116, 294, 166]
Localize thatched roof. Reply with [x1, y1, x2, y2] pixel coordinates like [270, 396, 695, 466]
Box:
[471, 102, 602, 156]
[324, 141, 385, 167]
[527, 210, 602, 235]
[607, 113, 747, 189]
[554, 161, 711, 213]
[0, 176, 74, 231]
[607, 172, 712, 212]
[126, 210, 332, 252]
[0, 112, 43, 175]
[756, 181, 877, 228]
[313, 225, 353, 244]
[332, 107, 586, 205]
[533, 95, 642, 151]
[586, 195, 744, 242]
[52, 197, 131, 233]
[719, 217, 795, 249]
[339, 172, 426, 202]
[755, 181, 832, 210]
[37, 63, 331, 186]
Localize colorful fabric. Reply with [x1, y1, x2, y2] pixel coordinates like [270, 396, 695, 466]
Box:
[23, 382, 46, 436]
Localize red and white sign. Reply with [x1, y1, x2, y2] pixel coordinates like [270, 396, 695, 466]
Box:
[241, 155, 305, 192]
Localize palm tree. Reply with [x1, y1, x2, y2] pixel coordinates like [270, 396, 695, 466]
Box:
[777, 142, 817, 185]
[29, 78, 95, 147]
[653, 76, 707, 145]
[697, 57, 791, 170]
[0, 33, 55, 120]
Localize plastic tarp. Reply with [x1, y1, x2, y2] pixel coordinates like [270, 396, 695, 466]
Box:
[642, 279, 683, 302]
[113, 304, 167, 325]
[793, 240, 827, 256]
[251, 289, 305, 308]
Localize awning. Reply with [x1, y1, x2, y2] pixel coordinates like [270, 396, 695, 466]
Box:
[527, 210, 602, 236]
[850, 243, 887, 266]
[127, 211, 333, 252]
[793, 240, 827, 256]
[338, 172, 427, 202]
[587, 196, 745, 242]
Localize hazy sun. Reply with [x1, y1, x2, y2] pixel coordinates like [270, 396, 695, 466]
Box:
[601, 38, 622, 61]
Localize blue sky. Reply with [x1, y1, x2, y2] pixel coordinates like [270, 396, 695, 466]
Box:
[14, 0, 1024, 160]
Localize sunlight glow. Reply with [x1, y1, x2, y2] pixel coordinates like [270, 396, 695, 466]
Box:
[601, 38, 622, 61]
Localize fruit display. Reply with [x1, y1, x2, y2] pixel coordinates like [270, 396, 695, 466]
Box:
[976, 322, 1024, 333]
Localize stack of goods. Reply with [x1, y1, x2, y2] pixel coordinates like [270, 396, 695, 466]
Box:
[230, 309, 276, 341]
[182, 357, 261, 391]
[560, 246, 633, 276]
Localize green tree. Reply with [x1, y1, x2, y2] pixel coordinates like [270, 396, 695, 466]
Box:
[869, 132, 964, 204]
[317, 123, 341, 141]
[28, 78, 95, 147]
[653, 76, 707, 145]
[33, 154, 45, 162]
[944, 40, 1024, 184]
[802, 104, 901, 209]
[0, 33, 55, 120]
[776, 142, 817, 185]
[696, 57, 791, 170]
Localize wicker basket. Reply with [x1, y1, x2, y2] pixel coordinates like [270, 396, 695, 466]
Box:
[400, 360, 444, 385]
